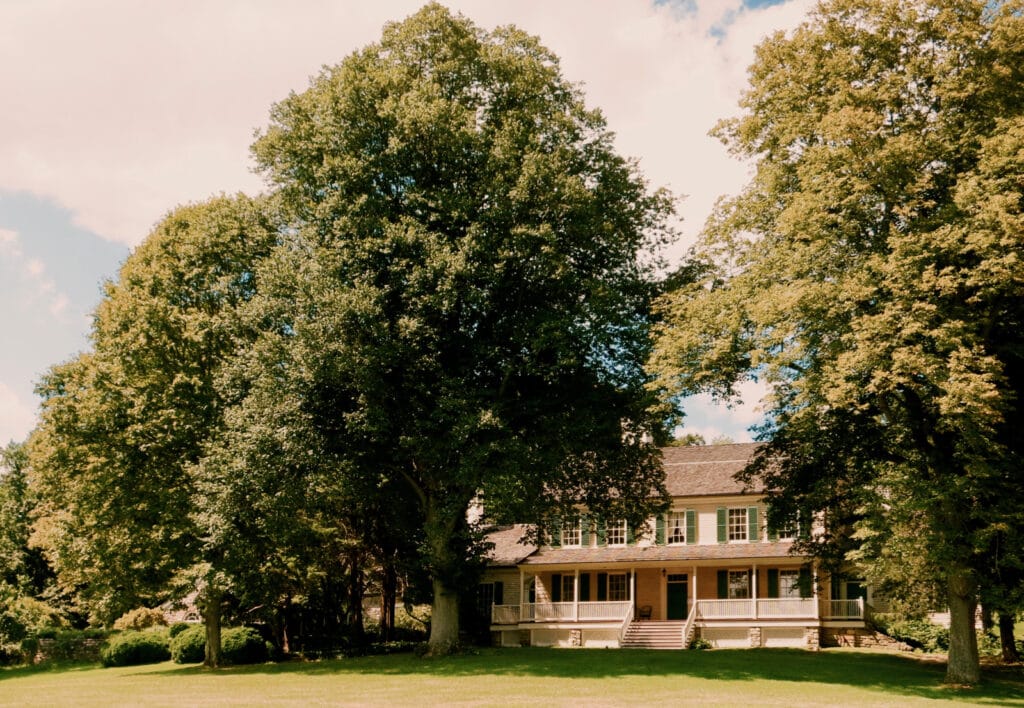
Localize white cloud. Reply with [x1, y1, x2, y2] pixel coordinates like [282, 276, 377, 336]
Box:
[0, 0, 812, 248]
[0, 229, 72, 320]
[0, 381, 36, 446]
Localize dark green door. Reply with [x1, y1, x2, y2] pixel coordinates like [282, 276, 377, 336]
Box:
[667, 574, 688, 620]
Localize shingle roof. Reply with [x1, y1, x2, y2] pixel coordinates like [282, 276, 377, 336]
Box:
[520, 540, 796, 566]
[662, 442, 763, 497]
[483, 524, 537, 566]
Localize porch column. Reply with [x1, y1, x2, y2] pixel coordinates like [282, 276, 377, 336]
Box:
[630, 567, 636, 605]
[812, 564, 820, 619]
[519, 569, 525, 619]
[752, 564, 758, 619]
[573, 568, 580, 620]
[692, 565, 698, 615]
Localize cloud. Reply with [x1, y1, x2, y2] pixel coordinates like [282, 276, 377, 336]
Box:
[0, 381, 36, 446]
[0, 229, 72, 319]
[0, 0, 813, 249]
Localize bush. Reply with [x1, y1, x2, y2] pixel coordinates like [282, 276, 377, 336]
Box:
[113, 607, 167, 631]
[874, 616, 949, 652]
[170, 624, 206, 664]
[168, 622, 191, 638]
[221, 626, 268, 665]
[0, 642, 25, 665]
[688, 637, 712, 650]
[100, 630, 170, 667]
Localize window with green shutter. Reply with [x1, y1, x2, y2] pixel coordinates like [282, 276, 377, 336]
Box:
[596, 517, 607, 546]
[747, 506, 759, 542]
[685, 509, 696, 544]
[656, 515, 666, 545]
[580, 514, 590, 546]
[717, 507, 727, 543]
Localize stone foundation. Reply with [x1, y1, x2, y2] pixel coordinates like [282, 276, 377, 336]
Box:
[804, 626, 820, 651]
[748, 627, 762, 647]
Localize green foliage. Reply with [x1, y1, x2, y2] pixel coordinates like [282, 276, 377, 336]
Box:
[167, 622, 190, 639]
[688, 637, 712, 650]
[113, 607, 167, 631]
[220, 626, 269, 665]
[248, 2, 675, 652]
[169, 624, 205, 664]
[99, 630, 170, 667]
[874, 616, 949, 653]
[650, 0, 1024, 685]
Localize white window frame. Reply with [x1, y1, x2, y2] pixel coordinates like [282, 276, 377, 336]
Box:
[779, 569, 801, 598]
[728, 569, 750, 599]
[667, 511, 686, 545]
[606, 519, 627, 546]
[561, 517, 581, 547]
[608, 573, 628, 602]
[727, 508, 748, 542]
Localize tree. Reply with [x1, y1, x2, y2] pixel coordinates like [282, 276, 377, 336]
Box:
[28, 195, 278, 666]
[251, 4, 674, 653]
[650, 0, 1024, 684]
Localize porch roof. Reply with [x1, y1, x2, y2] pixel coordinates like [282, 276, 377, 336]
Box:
[519, 540, 797, 566]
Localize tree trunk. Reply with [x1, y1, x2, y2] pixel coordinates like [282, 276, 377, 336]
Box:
[381, 560, 397, 642]
[427, 576, 461, 654]
[945, 571, 980, 685]
[202, 588, 223, 669]
[999, 611, 1020, 663]
[347, 550, 366, 645]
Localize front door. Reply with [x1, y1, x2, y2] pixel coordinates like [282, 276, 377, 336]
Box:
[667, 574, 688, 620]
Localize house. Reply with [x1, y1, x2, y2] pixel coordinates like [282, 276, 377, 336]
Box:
[479, 443, 872, 649]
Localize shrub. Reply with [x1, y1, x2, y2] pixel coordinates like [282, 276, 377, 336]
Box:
[113, 607, 167, 631]
[874, 616, 949, 653]
[221, 626, 268, 665]
[688, 637, 712, 650]
[168, 622, 191, 638]
[170, 624, 206, 664]
[100, 630, 170, 667]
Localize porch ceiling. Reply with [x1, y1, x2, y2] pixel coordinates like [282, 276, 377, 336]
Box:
[519, 540, 798, 567]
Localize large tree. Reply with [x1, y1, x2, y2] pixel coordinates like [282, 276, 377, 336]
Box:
[28, 195, 278, 665]
[251, 4, 674, 653]
[651, 0, 1024, 684]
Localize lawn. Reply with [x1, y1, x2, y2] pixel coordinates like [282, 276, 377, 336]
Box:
[2, 647, 1022, 707]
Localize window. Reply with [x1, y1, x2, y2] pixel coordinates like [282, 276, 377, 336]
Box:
[728, 508, 748, 541]
[608, 573, 628, 601]
[606, 519, 627, 546]
[667, 512, 686, 544]
[728, 570, 750, 599]
[777, 513, 799, 540]
[561, 517, 581, 547]
[779, 570, 801, 598]
[476, 583, 495, 615]
[561, 574, 576, 602]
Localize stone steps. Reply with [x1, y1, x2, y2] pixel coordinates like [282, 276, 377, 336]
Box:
[621, 621, 687, 649]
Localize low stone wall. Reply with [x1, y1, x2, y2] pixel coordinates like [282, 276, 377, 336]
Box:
[821, 627, 911, 651]
[32, 637, 105, 663]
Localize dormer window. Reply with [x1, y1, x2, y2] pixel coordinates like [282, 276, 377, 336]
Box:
[667, 512, 686, 544]
[561, 517, 581, 547]
[727, 508, 749, 541]
[606, 519, 627, 546]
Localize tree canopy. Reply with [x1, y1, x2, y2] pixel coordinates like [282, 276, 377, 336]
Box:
[251, 3, 675, 652]
[650, 0, 1024, 684]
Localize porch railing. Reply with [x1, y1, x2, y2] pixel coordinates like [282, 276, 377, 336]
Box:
[695, 598, 829, 620]
[491, 604, 521, 625]
[820, 598, 864, 619]
[498, 601, 633, 624]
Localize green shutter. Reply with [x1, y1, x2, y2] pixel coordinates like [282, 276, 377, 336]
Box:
[551, 574, 562, 602]
[596, 517, 607, 546]
[686, 509, 696, 545]
[717, 570, 728, 599]
[580, 514, 590, 546]
[799, 568, 812, 599]
[748, 506, 759, 542]
[656, 515, 666, 545]
[717, 507, 727, 543]
[550, 517, 561, 547]
[626, 521, 636, 545]
[798, 508, 811, 540]
[767, 569, 779, 598]
[830, 573, 841, 600]
[494, 581, 504, 606]
[597, 573, 608, 601]
[579, 573, 590, 601]
[767, 505, 778, 542]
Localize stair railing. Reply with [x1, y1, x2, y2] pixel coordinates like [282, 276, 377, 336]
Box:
[681, 601, 699, 649]
[618, 604, 635, 645]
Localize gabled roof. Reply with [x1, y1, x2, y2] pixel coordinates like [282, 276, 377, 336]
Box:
[662, 442, 763, 497]
[482, 524, 537, 567]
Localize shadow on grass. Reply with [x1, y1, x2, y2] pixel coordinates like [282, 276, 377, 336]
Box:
[141, 648, 1024, 705]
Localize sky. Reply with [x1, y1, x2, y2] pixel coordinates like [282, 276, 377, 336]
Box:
[0, 0, 816, 447]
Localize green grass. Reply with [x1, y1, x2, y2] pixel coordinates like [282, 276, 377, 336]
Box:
[1, 647, 1022, 706]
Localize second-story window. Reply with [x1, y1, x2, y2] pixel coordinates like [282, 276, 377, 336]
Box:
[667, 512, 686, 544]
[728, 508, 748, 541]
[561, 517, 581, 547]
[607, 519, 627, 546]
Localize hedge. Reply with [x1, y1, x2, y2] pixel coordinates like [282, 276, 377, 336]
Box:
[100, 630, 170, 667]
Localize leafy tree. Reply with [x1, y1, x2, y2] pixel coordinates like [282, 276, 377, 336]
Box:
[251, 4, 674, 653]
[28, 195, 278, 666]
[667, 432, 706, 447]
[650, 0, 1024, 684]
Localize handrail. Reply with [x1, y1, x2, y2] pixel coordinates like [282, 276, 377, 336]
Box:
[618, 604, 635, 644]
[681, 602, 699, 648]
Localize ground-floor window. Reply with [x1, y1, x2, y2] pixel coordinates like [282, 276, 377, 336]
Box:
[779, 570, 801, 598]
[728, 570, 750, 599]
[608, 573, 628, 601]
[561, 574, 576, 602]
